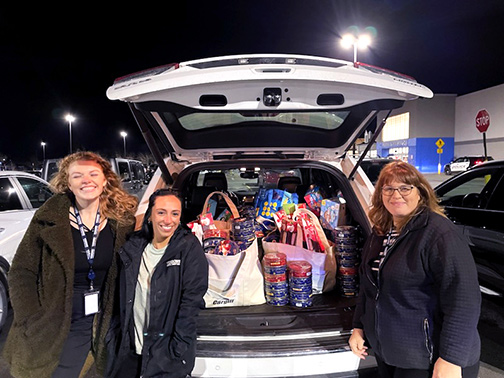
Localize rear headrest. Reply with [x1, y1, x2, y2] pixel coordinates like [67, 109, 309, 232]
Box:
[203, 172, 228, 191]
[278, 176, 301, 193]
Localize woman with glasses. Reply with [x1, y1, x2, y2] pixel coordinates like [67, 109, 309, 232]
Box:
[349, 161, 480, 378]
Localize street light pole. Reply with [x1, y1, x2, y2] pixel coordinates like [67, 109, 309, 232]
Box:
[41, 142, 46, 160]
[65, 114, 75, 153]
[120, 131, 128, 156]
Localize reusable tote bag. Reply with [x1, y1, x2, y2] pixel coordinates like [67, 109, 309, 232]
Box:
[204, 238, 266, 307]
[200, 191, 241, 233]
[262, 208, 337, 294]
[200, 191, 265, 307]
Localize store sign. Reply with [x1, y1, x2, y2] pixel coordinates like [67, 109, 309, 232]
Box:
[475, 109, 490, 133]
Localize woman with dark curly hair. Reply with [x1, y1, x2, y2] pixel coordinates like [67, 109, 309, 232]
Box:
[349, 160, 480, 378]
[4, 151, 138, 378]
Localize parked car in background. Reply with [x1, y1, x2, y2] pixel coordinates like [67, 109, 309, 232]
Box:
[443, 155, 494, 175]
[41, 158, 60, 182]
[42, 157, 147, 198]
[0, 171, 53, 330]
[435, 159, 504, 299]
[359, 157, 394, 185]
[107, 54, 433, 377]
[109, 157, 147, 198]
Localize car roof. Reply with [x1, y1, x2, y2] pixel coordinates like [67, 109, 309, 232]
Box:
[107, 54, 433, 164]
[0, 170, 50, 184]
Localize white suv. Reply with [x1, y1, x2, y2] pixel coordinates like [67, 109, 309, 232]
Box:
[0, 171, 53, 330]
[107, 54, 432, 377]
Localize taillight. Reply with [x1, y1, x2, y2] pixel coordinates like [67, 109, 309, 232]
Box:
[474, 160, 483, 165]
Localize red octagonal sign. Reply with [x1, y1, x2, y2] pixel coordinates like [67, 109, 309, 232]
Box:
[476, 109, 490, 133]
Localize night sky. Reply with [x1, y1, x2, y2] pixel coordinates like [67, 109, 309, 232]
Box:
[1, 0, 503, 164]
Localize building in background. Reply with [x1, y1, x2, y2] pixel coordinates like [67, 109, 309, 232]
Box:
[360, 84, 503, 173]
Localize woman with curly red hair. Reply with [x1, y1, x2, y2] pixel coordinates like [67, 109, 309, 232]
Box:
[4, 151, 138, 378]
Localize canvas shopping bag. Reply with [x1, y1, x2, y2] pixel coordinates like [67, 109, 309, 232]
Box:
[201, 191, 241, 234]
[262, 208, 337, 294]
[204, 238, 266, 307]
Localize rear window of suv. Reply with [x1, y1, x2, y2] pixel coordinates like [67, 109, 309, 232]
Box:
[178, 111, 350, 131]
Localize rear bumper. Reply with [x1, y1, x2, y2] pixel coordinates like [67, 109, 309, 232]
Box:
[193, 351, 376, 377]
[193, 330, 377, 377]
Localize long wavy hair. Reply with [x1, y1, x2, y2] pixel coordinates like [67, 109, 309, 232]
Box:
[368, 160, 445, 234]
[50, 151, 138, 225]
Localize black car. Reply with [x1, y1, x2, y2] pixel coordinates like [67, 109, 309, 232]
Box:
[435, 160, 504, 298]
[359, 157, 394, 184]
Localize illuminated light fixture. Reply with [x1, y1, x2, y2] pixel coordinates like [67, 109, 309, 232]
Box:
[65, 114, 76, 153]
[120, 131, 128, 156]
[340, 28, 374, 63]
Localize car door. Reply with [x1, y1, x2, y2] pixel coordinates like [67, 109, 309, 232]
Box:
[436, 165, 504, 297]
[0, 175, 52, 264]
[117, 160, 133, 193]
[450, 157, 467, 173]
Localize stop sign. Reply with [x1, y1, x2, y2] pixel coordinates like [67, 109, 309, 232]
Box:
[476, 109, 490, 133]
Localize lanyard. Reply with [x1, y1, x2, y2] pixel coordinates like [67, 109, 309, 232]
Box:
[74, 205, 100, 290]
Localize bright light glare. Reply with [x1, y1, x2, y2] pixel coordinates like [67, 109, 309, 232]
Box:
[120, 131, 128, 137]
[41, 142, 46, 146]
[65, 114, 75, 122]
[341, 34, 371, 49]
[340, 34, 355, 48]
[358, 35, 371, 49]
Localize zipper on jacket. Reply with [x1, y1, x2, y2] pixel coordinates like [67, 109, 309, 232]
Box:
[423, 318, 433, 364]
[371, 229, 410, 360]
[369, 229, 409, 300]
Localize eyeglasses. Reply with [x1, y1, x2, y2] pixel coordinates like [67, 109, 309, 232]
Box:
[381, 185, 415, 196]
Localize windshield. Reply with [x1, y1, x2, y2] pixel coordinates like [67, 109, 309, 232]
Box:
[178, 111, 350, 131]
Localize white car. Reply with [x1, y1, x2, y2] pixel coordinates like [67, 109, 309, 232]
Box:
[444, 155, 494, 175]
[0, 171, 53, 329]
[107, 54, 433, 377]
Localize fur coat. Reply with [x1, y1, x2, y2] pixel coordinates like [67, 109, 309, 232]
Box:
[3, 193, 135, 378]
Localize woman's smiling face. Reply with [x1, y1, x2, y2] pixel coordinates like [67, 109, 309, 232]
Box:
[150, 194, 182, 244]
[382, 180, 421, 225]
[67, 160, 107, 206]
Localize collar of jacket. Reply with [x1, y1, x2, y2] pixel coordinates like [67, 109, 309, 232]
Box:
[120, 224, 192, 265]
[401, 207, 430, 233]
[373, 207, 430, 236]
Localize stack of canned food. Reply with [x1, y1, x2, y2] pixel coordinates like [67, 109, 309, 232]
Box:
[203, 229, 228, 254]
[333, 225, 360, 297]
[288, 260, 313, 307]
[263, 252, 289, 306]
[232, 216, 256, 251]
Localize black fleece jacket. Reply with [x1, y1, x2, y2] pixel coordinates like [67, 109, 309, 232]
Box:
[107, 225, 208, 378]
[353, 209, 481, 369]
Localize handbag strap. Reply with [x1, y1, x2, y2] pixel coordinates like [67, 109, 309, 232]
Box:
[201, 191, 240, 218]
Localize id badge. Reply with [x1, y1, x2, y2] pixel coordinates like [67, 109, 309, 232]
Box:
[84, 290, 100, 316]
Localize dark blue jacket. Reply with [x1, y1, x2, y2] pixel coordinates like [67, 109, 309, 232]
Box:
[353, 209, 481, 369]
[106, 225, 208, 378]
